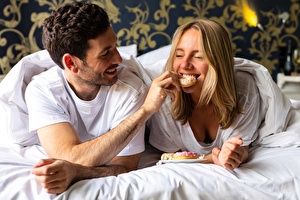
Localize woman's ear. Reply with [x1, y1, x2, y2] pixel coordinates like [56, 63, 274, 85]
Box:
[62, 53, 79, 73]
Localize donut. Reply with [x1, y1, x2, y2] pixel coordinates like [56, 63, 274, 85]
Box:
[161, 151, 199, 160]
[179, 75, 197, 87]
[173, 151, 199, 160]
[160, 153, 174, 160]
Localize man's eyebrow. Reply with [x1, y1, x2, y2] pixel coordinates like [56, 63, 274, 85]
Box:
[98, 36, 118, 55]
[97, 45, 113, 56]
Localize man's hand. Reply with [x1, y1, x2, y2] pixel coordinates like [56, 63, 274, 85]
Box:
[32, 156, 136, 194]
[142, 71, 181, 113]
[212, 137, 249, 171]
[31, 158, 76, 194]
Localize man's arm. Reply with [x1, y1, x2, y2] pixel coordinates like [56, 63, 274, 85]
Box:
[31, 156, 138, 194]
[38, 71, 180, 167]
[38, 107, 149, 167]
[32, 71, 181, 194]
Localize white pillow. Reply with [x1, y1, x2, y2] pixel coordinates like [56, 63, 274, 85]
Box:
[117, 44, 137, 57]
[137, 45, 171, 67]
[142, 59, 167, 80]
[137, 45, 171, 80]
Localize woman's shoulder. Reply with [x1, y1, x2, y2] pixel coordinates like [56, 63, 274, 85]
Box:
[234, 70, 260, 108]
[234, 70, 257, 91]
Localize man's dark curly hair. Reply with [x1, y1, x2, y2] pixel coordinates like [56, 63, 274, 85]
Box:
[42, 2, 110, 69]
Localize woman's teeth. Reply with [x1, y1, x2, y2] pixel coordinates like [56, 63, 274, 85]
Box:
[179, 74, 197, 87]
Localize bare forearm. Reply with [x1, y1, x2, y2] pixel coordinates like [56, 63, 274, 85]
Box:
[32, 159, 128, 194]
[73, 164, 127, 183]
[39, 78, 168, 167]
[62, 107, 152, 166]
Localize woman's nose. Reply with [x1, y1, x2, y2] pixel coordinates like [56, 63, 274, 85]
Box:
[180, 57, 192, 69]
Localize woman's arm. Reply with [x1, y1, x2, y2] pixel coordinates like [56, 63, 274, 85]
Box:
[203, 137, 249, 170]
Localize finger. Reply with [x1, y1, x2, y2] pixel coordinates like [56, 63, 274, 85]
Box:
[227, 137, 244, 146]
[33, 158, 56, 168]
[212, 147, 221, 157]
[221, 145, 244, 165]
[159, 77, 180, 92]
[40, 170, 63, 182]
[223, 140, 246, 155]
[32, 166, 51, 176]
[221, 142, 236, 157]
[43, 179, 68, 194]
[222, 162, 236, 171]
[158, 71, 181, 91]
[32, 160, 62, 176]
[168, 72, 181, 91]
[226, 150, 244, 167]
[219, 151, 240, 170]
[226, 144, 246, 161]
[35, 169, 69, 192]
[45, 186, 64, 194]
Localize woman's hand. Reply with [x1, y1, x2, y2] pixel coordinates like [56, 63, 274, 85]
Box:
[142, 71, 181, 113]
[31, 158, 76, 194]
[212, 137, 249, 170]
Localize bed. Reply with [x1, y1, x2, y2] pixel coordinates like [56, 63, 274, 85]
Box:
[1, 46, 300, 200]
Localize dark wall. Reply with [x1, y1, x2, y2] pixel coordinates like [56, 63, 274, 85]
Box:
[0, 0, 299, 80]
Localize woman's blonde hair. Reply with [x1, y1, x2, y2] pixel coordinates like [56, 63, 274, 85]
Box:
[165, 19, 242, 129]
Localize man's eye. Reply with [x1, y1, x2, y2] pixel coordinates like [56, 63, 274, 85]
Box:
[100, 51, 109, 58]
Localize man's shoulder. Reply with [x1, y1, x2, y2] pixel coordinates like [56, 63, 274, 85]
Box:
[26, 66, 65, 97]
[29, 66, 64, 85]
[117, 65, 147, 92]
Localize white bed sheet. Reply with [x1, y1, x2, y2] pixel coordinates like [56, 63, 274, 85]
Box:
[57, 146, 300, 200]
[1, 143, 300, 199]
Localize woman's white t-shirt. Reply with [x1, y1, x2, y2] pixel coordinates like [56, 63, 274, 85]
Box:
[149, 70, 264, 155]
[25, 65, 147, 156]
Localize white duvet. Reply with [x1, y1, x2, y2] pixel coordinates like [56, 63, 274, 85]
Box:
[1, 143, 300, 200]
[0, 49, 300, 200]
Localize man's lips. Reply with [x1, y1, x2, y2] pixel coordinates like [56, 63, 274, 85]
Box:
[105, 68, 117, 74]
[105, 65, 118, 75]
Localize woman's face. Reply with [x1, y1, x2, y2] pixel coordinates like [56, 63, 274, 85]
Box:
[173, 28, 209, 96]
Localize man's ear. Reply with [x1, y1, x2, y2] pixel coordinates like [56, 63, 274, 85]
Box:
[62, 53, 79, 73]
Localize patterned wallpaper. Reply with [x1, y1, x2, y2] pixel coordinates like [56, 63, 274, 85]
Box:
[0, 0, 299, 80]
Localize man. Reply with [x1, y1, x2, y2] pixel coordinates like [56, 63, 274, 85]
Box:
[26, 2, 180, 194]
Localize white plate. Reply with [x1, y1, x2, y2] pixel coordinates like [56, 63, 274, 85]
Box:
[156, 158, 206, 165]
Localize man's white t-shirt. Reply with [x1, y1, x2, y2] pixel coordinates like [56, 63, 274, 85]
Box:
[25, 64, 147, 156]
[149, 70, 264, 155]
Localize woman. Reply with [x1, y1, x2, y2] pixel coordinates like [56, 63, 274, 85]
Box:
[149, 19, 264, 170]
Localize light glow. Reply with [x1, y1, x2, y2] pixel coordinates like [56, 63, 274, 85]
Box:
[242, 0, 258, 27]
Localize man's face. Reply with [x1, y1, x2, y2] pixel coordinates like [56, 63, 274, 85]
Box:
[75, 26, 122, 86]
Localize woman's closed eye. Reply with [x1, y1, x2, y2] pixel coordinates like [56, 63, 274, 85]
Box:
[194, 56, 204, 60]
[175, 54, 184, 58]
